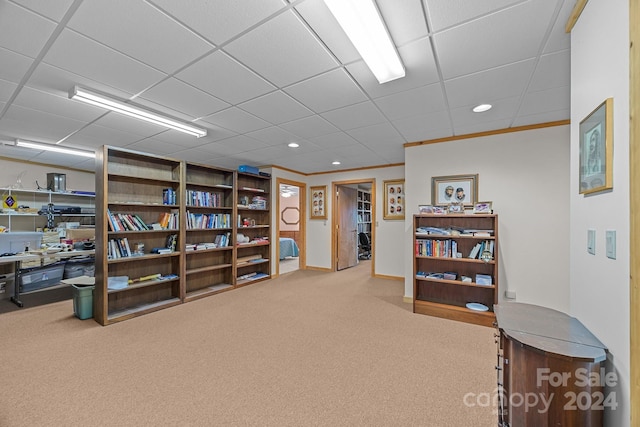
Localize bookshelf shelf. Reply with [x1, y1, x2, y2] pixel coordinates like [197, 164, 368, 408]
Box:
[413, 214, 499, 327]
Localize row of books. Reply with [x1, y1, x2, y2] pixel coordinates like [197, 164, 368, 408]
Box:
[415, 226, 494, 237]
[185, 233, 231, 250]
[108, 237, 135, 259]
[416, 270, 493, 285]
[158, 211, 179, 229]
[107, 209, 149, 232]
[237, 271, 269, 281]
[163, 188, 177, 205]
[186, 190, 225, 208]
[415, 239, 458, 258]
[468, 240, 495, 259]
[186, 212, 231, 229]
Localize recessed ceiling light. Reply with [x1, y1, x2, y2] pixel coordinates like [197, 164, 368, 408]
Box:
[288, 142, 299, 148]
[332, 161, 341, 165]
[472, 104, 492, 113]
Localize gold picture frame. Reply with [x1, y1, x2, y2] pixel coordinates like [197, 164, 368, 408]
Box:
[431, 174, 478, 208]
[383, 179, 405, 220]
[310, 185, 327, 219]
[579, 98, 613, 194]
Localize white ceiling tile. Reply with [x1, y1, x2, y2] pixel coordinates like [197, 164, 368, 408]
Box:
[0, 1, 56, 58]
[543, 0, 573, 54]
[2, 104, 88, 141]
[0, 47, 33, 83]
[309, 132, 360, 149]
[176, 51, 275, 105]
[11, 0, 76, 22]
[13, 86, 103, 122]
[202, 107, 270, 134]
[321, 101, 387, 131]
[375, 83, 445, 120]
[245, 126, 305, 147]
[529, 50, 570, 92]
[149, 0, 287, 45]
[519, 85, 570, 116]
[128, 137, 190, 155]
[68, 0, 213, 74]
[346, 122, 406, 146]
[377, 0, 429, 46]
[238, 91, 313, 124]
[225, 10, 338, 87]
[392, 110, 453, 142]
[434, 1, 557, 79]
[62, 122, 148, 149]
[348, 38, 439, 99]
[139, 78, 229, 119]
[89, 111, 168, 136]
[196, 135, 267, 156]
[280, 115, 339, 139]
[285, 68, 367, 113]
[42, 29, 167, 94]
[425, 0, 525, 32]
[512, 108, 570, 127]
[449, 96, 521, 129]
[445, 59, 535, 108]
[0, 79, 18, 103]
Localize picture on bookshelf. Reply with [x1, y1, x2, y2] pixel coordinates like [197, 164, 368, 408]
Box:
[310, 185, 327, 219]
[383, 179, 404, 220]
[473, 201, 493, 214]
[431, 174, 478, 208]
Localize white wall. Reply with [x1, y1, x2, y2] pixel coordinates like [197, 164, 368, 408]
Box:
[0, 158, 94, 192]
[269, 165, 405, 276]
[404, 125, 571, 311]
[571, 0, 630, 425]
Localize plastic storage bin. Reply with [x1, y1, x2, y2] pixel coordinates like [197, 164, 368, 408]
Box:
[72, 284, 94, 320]
[19, 262, 65, 293]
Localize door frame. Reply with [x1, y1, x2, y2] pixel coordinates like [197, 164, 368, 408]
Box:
[275, 178, 306, 276]
[331, 178, 376, 274]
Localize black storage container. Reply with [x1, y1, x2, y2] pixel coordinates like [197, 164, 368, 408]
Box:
[63, 256, 95, 279]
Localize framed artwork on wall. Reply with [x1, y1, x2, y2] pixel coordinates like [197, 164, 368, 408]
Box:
[579, 98, 613, 194]
[431, 174, 478, 208]
[383, 179, 405, 220]
[310, 185, 327, 219]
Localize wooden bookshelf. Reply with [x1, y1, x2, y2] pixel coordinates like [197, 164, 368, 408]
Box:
[413, 214, 499, 327]
[95, 147, 183, 325]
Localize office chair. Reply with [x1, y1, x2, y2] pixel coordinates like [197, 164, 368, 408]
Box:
[358, 232, 371, 260]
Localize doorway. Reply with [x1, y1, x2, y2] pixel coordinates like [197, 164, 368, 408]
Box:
[332, 179, 375, 275]
[276, 178, 306, 276]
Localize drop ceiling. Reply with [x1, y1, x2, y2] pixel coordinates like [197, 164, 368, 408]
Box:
[0, 0, 572, 174]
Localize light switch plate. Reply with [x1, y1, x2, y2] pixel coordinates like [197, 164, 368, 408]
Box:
[587, 229, 596, 255]
[606, 230, 616, 259]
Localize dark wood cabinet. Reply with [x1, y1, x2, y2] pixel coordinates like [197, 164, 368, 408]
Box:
[495, 303, 608, 427]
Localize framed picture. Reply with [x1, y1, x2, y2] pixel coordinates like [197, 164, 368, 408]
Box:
[418, 205, 434, 214]
[473, 201, 493, 214]
[431, 174, 478, 207]
[310, 185, 327, 219]
[432, 206, 447, 215]
[579, 98, 613, 194]
[448, 203, 464, 213]
[383, 179, 405, 220]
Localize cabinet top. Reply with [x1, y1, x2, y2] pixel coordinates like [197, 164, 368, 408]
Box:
[495, 302, 607, 361]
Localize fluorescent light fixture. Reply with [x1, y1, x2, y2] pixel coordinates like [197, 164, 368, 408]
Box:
[324, 0, 405, 84]
[16, 140, 95, 158]
[288, 142, 300, 148]
[69, 86, 207, 138]
[281, 192, 292, 198]
[473, 104, 492, 113]
[332, 161, 341, 165]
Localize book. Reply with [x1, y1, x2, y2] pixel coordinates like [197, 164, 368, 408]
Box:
[468, 243, 482, 259]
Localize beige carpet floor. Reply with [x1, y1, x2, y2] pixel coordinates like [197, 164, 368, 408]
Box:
[0, 262, 498, 427]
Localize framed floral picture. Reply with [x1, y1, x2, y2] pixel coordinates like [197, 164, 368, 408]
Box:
[310, 185, 327, 219]
[383, 179, 405, 220]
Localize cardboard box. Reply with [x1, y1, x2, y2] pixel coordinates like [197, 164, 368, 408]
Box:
[63, 228, 95, 242]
